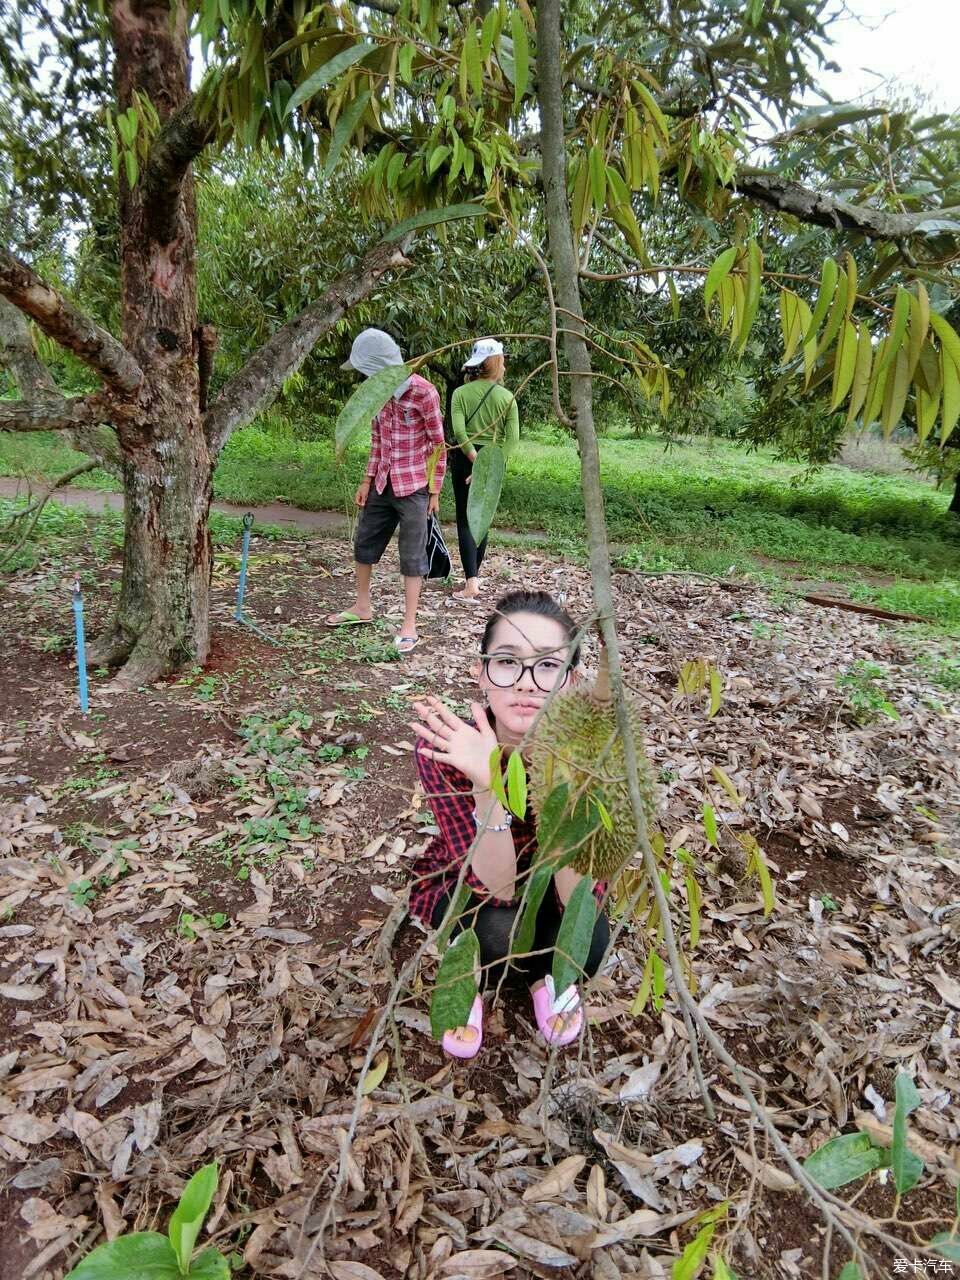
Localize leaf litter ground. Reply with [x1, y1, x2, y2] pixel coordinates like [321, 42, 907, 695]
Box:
[0, 519, 958, 1280]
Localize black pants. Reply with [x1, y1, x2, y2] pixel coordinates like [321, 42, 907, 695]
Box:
[449, 447, 487, 580]
[430, 888, 610, 990]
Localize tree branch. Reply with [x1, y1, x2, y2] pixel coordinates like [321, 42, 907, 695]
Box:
[204, 237, 413, 456]
[0, 296, 60, 400]
[142, 99, 214, 245]
[0, 251, 143, 396]
[0, 395, 102, 433]
[736, 169, 960, 241]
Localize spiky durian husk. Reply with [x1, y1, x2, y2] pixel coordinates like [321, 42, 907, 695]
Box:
[528, 670, 657, 879]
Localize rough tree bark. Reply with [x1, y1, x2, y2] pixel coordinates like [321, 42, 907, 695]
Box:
[0, 0, 411, 689]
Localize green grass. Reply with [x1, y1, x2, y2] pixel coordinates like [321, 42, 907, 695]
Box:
[2, 425, 958, 628]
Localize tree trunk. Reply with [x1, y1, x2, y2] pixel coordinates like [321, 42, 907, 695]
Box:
[91, 418, 213, 684]
[949, 468, 960, 515]
[90, 0, 206, 686]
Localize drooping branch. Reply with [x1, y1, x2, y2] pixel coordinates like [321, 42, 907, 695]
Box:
[141, 99, 214, 245]
[204, 237, 413, 456]
[0, 251, 143, 395]
[0, 395, 102, 433]
[736, 169, 960, 242]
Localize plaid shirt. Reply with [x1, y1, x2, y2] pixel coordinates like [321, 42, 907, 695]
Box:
[366, 373, 446, 497]
[410, 739, 607, 925]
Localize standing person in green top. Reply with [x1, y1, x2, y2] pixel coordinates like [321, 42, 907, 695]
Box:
[449, 338, 520, 602]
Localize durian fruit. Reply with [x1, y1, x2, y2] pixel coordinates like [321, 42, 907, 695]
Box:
[528, 647, 657, 879]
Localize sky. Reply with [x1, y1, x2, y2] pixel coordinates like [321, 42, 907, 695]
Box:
[816, 0, 960, 113]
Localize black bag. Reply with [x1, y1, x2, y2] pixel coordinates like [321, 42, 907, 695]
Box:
[425, 512, 451, 579]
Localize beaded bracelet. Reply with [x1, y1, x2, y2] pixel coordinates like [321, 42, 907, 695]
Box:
[472, 806, 513, 832]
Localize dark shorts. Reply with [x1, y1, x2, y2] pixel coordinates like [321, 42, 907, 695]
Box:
[354, 479, 429, 577]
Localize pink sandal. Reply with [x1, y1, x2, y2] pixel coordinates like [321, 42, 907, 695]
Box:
[532, 977, 583, 1047]
[442, 995, 483, 1059]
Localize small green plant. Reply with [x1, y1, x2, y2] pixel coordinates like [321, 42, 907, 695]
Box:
[68, 878, 97, 907]
[836, 660, 900, 725]
[803, 1074, 960, 1264]
[65, 1161, 227, 1279]
[819, 893, 839, 912]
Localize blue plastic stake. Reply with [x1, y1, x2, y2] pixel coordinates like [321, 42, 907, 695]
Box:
[234, 512, 254, 621]
[232, 513, 278, 645]
[72, 580, 89, 714]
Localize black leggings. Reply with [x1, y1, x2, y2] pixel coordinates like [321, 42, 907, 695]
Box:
[449, 447, 487, 580]
[430, 888, 610, 990]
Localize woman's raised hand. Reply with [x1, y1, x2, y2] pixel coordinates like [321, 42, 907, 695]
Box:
[411, 696, 499, 791]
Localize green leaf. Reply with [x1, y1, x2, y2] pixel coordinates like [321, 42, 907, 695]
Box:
[830, 319, 858, 410]
[804, 257, 838, 344]
[672, 1221, 715, 1280]
[322, 89, 371, 180]
[736, 240, 763, 355]
[929, 1235, 960, 1263]
[429, 928, 479, 1039]
[703, 247, 737, 317]
[845, 322, 874, 425]
[487, 745, 509, 809]
[467, 443, 506, 545]
[779, 291, 805, 364]
[880, 346, 910, 436]
[802, 1132, 881, 1190]
[632, 79, 670, 146]
[588, 145, 607, 213]
[64, 1234, 182, 1280]
[941, 342, 960, 444]
[124, 149, 139, 190]
[702, 803, 718, 848]
[892, 1072, 924, 1194]
[335, 365, 411, 458]
[168, 1163, 219, 1274]
[837, 1265, 864, 1280]
[285, 44, 376, 116]
[510, 13, 528, 108]
[629, 947, 656, 1015]
[434, 882, 472, 952]
[514, 861, 555, 955]
[545, 797, 602, 861]
[188, 1251, 230, 1280]
[427, 144, 451, 177]
[707, 667, 722, 719]
[552, 875, 597, 997]
[906, 282, 931, 377]
[536, 782, 571, 853]
[712, 1258, 739, 1280]
[685, 872, 701, 948]
[381, 201, 487, 242]
[650, 950, 666, 1011]
[506, 749, 527, 819]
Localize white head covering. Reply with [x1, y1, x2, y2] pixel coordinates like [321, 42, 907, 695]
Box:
[342, 328, 412, 399]
[463, 337, 504, 367]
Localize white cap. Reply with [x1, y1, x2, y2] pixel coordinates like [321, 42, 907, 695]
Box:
[341, 328, 404, 374]
[463, 337, 504, 367]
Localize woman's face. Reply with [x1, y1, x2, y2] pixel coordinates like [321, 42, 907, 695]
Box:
[476, 611, 575, 742]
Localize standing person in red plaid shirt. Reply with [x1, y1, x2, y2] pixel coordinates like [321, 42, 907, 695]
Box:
[326, 328, 446, 653]
[410, 591, 610, 1060]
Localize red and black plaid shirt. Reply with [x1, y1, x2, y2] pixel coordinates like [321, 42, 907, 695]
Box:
[366, 373, 446, 497]
[410, 739, 607, 925]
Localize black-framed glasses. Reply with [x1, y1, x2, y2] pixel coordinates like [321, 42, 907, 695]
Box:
[481, 651, 571, 692]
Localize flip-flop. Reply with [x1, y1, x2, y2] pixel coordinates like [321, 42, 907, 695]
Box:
[442, 995, 483, 1059]
[325, 611, 373, 628]
[532, 976, 583, 1047]
[453, 592, 483, 604]
[394, 634, 419, 653]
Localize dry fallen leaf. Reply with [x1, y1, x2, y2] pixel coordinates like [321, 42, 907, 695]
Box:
[732, 1146, 796, 1192]
[522, 1154, 586, 1203]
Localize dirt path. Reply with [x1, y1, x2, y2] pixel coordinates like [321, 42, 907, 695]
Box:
[0, 475, 351, 534]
